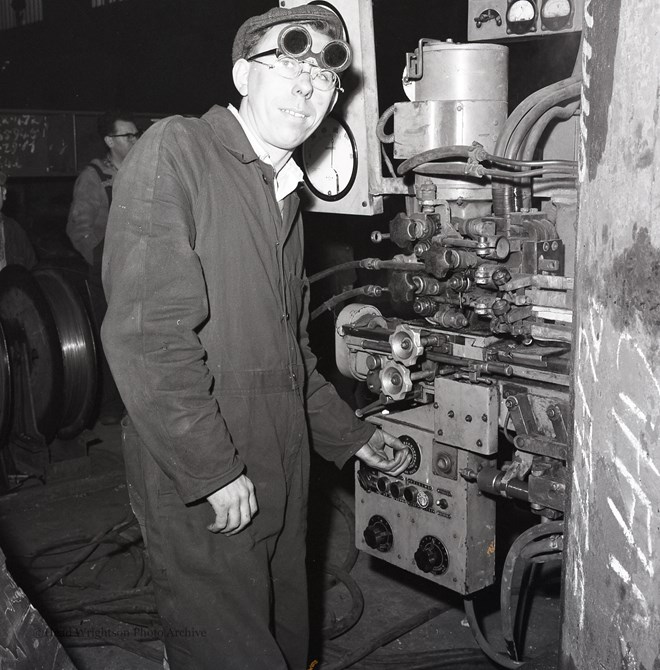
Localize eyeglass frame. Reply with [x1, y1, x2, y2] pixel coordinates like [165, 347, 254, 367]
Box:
[247, 51, 344, 93]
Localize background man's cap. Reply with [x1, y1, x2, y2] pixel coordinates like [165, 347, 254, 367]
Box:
[232, 5, 343, 64]
[0, 171, 6, 187]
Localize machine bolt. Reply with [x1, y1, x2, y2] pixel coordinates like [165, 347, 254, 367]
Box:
[437, 429, 443, 436]
[476, 439, 483, 447]
[505, 397, 517, 408]
[433, 402, 439, 409]
[547, 406, 557, 419]
[551, 241, 559, 251]
[482, 414, 488, 422]
[448, 410, 455, 418]
[465, 415, 472, 422]
[543, 242, 550, 251]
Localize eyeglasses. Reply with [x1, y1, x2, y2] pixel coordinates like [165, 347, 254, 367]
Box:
[108, 132, 140, 141]
[249, 53, 343, 92]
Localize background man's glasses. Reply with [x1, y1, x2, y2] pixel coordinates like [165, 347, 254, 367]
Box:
[248, 53, 342, 92]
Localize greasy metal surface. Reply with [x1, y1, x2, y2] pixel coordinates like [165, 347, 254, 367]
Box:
[562, 0, 660, 668]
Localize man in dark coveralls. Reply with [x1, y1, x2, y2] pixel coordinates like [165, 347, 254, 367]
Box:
[101, 5, 411, 669]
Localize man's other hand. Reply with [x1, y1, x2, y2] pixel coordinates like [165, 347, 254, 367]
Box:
[355, 428, 411, 477]
[206, 475, 258, 535]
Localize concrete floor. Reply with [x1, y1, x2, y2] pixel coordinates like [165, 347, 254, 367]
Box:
[0, 422, 561, 669]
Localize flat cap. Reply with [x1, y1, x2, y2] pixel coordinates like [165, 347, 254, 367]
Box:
[232, 4, 343, 64]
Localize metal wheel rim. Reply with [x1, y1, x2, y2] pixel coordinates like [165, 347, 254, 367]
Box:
[33, 268, 98, 439]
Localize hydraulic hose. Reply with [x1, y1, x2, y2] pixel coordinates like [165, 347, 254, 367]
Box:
[464, 596, 523, 669]
[396, 145, 472, 175]
[376, 104, 396, 144]
[311, 285, 386, 321]
[322, 564, 365, 640]
[309, 258, 424, 285]
[499, 521, 564, 659]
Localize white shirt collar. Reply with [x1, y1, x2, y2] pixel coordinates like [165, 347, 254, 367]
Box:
[228, 104, 303, 203]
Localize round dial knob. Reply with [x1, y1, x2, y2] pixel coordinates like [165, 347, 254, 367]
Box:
[363, 515, 393, 553]
[403, 485, 419, 505]
[414, 535, 449, 575]
[377, 477, 390, 494]
[389, 481, 403, 499]
[399, 435, 422, 475]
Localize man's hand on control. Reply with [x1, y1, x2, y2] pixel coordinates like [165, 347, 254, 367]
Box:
[355, 428, 411, 477]
[206, 474, 258, 535]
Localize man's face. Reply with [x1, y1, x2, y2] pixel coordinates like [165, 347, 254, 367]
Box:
[238, 23, 337, 156]
[107, 120, 139, 163]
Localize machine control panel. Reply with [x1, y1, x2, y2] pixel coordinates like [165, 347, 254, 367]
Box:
[468, 0, 584, 41]
[356, 417, 496, 595]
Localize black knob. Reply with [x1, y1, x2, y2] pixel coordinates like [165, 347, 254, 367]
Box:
[389, 481, 402, 498]
[414, 536, 449, 575]
[403, 486, 418, 505]
[377, 477, 390, 494]
[363, 516, 393, 553]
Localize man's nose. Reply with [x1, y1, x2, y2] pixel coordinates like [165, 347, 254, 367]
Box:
[293, 65, 314, 97]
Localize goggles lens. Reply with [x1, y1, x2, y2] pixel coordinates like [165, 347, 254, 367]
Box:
[278, 25, 351, 73]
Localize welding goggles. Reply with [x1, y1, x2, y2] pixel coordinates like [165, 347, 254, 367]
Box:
[273, 25, 352, 73]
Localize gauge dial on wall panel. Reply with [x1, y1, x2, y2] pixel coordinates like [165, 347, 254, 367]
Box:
[541, 0, 572, 30]
[507, 0, 537, 33]
[301, 115, 358, 201]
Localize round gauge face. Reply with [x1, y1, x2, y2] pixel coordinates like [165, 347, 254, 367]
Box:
[301, 115, 357, 201]
[507, 0, 536, 33]
[542, 0, 571, 18]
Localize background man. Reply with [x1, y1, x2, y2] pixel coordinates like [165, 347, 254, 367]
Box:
[102, 6, 410, 669]
[67, 111, 139, 425]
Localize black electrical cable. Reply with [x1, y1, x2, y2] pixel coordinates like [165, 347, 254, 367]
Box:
[323, 604, 451, 670]
[309, 260, 365, 284]
[323, 647, 494, 670]
[464, 596, 523, 669]
[499, 521, 564, 658]
[33, 516, 137, 593]
[485, 154, 577, 169]
[322, 564, 365, 640]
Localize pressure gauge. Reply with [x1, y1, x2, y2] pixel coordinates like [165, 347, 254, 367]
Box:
[506, 0, 537, 34]
[541, 0, 572, 30]
[301, 114, 358, 201]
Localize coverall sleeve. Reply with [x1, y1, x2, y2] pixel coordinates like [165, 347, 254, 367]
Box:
[101, 119, 245, 504]
[66, 167, 107, 265]
[297, 274, 376, 470]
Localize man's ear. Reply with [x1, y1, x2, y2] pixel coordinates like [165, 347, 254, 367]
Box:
[103, 136, 113, 151]
[232, 59, 250, 97]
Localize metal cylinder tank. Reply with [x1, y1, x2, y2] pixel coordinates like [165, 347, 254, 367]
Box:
[394, 40, 509, 215]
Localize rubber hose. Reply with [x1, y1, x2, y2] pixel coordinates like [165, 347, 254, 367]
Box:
[464, 596, 523, 669]
[322, 564, 365, 640]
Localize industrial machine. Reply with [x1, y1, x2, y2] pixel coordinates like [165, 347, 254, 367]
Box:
[290, 0, 582, 664]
